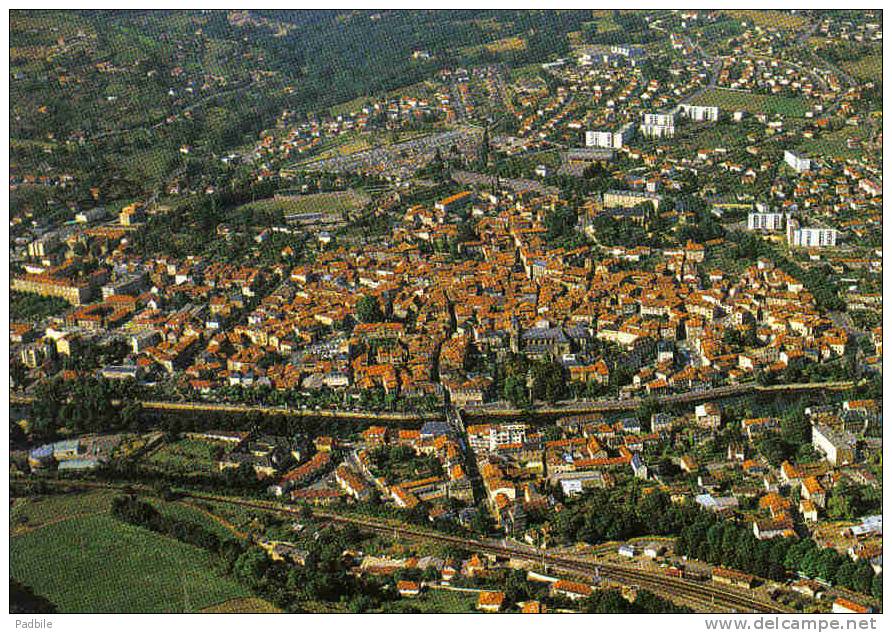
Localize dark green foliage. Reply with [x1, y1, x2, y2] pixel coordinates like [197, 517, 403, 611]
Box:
[551, 488, 686, 545]
[589, 215, 652, 247]
[677, 513, 879, 595]
[10, 579, 58, 614]
[580, 588, 691, 613]
[10, 293, 71, 321]
[355, 295, 384, 324]
[826, 481, 882, 520]
[62, 338, 132, 372]
[30, 376, 147, 441]
[544, 205, 585, 248]
[756, 435, 796, 467]
[111, 495, 225, 554]
[530, 359, 567, 403]
[368, 444, 443, 481]
[502, 374, 530, 409]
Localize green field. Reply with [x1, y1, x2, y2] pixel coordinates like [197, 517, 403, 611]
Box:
[400, 588, 479, 613]
[11, 513, 252, 612]
[690, 88, 810, 118]
[144, 438, 221, 477]
[798, 128, 868, 162]
[11, 491, 116, 536]
[237, 190, 370, 218]
[722, 10, 809, 30]
[840, 54, 882, 82]
[201, 597, 282, 613]
[148, 499, 243, 541]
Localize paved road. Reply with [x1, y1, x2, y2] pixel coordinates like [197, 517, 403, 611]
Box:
[680, 36, 725, 104]
[9, 380, 855, 419]
[463, 380, 856, 417]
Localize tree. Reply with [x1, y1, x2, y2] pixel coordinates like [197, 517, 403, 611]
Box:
[780, 407, 810, 447]
[757, 435, 794, 466]
[355, 295, 383, 323]
[826, 490, 852, 520]
[234, 548, 271, 584]
[120, 400, 143, 431]
[544, 205, 580, 246]
[835, 559, 857, 589]
[503, 569, 533, 604]
[530, 359, 566, 403]
[581, 589, 633, 613]
[871, 574, 882, 601]
[503, 374, 529, 408]
[636, 396, 660, 427]
[10, 579, 57, 614]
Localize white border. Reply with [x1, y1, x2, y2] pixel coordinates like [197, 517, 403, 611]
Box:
[2, 3, 889, 633]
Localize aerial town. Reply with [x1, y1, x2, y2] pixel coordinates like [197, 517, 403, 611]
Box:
[8, 9, 883, 617]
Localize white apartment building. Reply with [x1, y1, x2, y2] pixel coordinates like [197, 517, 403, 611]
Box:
[585, 130, 615, 149]
[641, 123, 675, 139]
[812, 423, 856, 466]
[585, 122, 636, 149]
[610, 44, 646, 58]
[786, 217, 838, 248]
[643, 112, 675, 127]
[641, 112, 675, 139]
[679, 103, 720, 122]
[747, 211, 785, 231]
[489, 423, 527, 450]
[468, 423, 528, 453]
[784, 150, 812, 173]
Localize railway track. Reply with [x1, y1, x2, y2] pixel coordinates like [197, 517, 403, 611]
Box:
[12, 478, 791, 613]
[186, 492, 791, 614]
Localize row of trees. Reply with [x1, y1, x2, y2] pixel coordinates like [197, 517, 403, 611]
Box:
[30, 377, 145, 442]
[112, 493, 228, 548]
[676, 516, 881, 600]
[580, 588, 691, 614]
[550, 485, 881, 601]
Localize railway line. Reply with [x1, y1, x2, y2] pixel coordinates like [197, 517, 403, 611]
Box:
[12, 477, 793, 613]
[185, 492, 792, 614]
